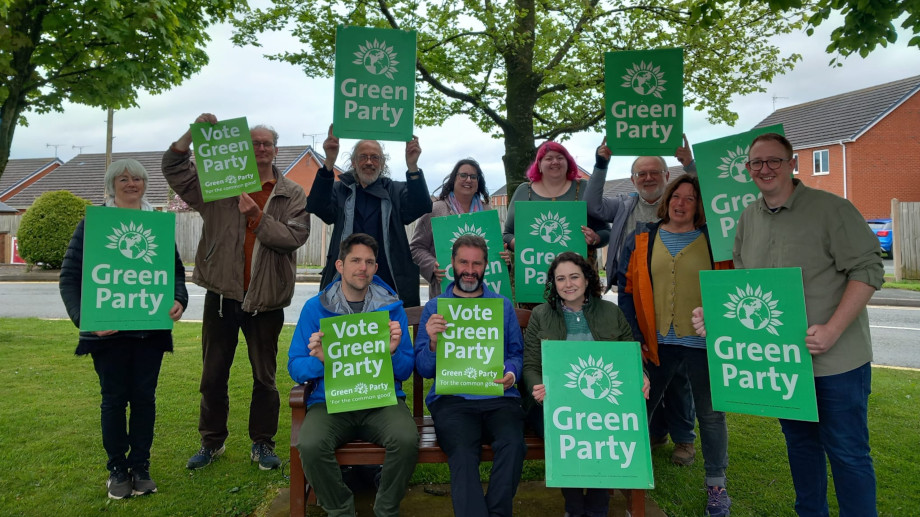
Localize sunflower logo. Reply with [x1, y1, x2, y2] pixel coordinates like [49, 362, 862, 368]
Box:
[529, 212, 572, 246]
[105, 221, 158, 264]
[450, 223, 489, 246]
[353, 39, 399, 79]
[354, 382, 369, 394]
[621, 61, 667, 98]
[723, 284, 784, 336]
[717, 145, 753, 183]
[564, 356, 624, 405]
[464, 366, 478, 379]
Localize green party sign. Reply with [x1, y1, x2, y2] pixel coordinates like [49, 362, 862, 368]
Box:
[80, 206, 176, 331]
[321, 311, 398, 414]
[431, 210, 512, 298]
[695, 124, 784, 261]
[605, 48, 683, 156]
[333, 26, 416, 141]
[434, 298, 504, 396]
[513, 201, 587, 303]
[542, 340, 654, 489]
[699, 268, 817, 421]
[189, 116, 261, 202]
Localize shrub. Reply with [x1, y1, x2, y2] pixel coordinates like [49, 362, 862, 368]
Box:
[17, 190, 91, 269]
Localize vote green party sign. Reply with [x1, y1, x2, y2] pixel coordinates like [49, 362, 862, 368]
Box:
[435, 298, 504, 396]
[542, 340, 654, 489]
[320, 311, 397, 414]
[699, 268, 817, 421]
[189, 116, 261, 202]
[334, 26, 416, 141]
[80, 206, 175, 331]
[605, 48, 683, 156]
[695, 124, 783, 261]
[513, 201, 587, 303]
[431, 210, 512, 298]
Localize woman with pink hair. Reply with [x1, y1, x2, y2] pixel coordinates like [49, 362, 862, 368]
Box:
[501, 141, 610, 253]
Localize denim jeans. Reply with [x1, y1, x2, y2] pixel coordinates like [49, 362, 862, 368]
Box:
[648, 361, 697, 444]
[779, 362, 876, 517]
[647, 344, 728, 487]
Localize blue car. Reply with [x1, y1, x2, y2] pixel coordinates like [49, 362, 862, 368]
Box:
[867, 218, 892, 256]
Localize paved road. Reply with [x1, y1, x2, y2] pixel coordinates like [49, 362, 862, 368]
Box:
[2, 281, 918, 369]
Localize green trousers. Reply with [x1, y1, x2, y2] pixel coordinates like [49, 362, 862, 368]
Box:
[297, 400, 419, 517]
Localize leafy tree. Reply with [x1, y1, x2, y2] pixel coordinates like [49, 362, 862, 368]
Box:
[17, 190, 90, 269]
[233, 0, 804, 194]
[0, 0, 239, 182]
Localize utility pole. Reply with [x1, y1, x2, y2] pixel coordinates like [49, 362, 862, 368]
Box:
[105, 108, 114, 169]
[45, 143, 63, 157]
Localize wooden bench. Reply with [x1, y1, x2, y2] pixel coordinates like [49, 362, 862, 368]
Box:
[289, 306, 646, 516]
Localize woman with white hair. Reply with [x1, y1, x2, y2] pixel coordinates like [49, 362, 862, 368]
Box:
[59, 159, 188, 500]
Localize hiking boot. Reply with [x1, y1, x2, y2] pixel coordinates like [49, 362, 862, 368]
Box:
[106, 467, 132, 500]
[131, 466, 158, 496]
[706, 485, 732, 516]
[187, 444, 225, 470]
[671, 442, 696, 466]
[649, 435, 669, 449]
[251, 442, 281, 470]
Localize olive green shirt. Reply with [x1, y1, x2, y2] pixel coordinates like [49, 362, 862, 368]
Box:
[733, 179, 884, 377]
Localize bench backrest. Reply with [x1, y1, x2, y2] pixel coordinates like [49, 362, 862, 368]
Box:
[404, 304, 531, 417]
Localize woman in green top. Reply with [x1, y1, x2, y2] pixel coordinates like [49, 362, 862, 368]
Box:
[523, 251, 648, 517]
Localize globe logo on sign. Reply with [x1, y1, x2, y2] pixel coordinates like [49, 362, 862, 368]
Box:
[353, 39, 399, 80]
[226, 174, 238, 185]
[450, 223, 489, 247]
[621, 61, 667, 99]
[564, 356, 624, 405]
[529, 212, 572, 247]
[722, 284, 784, 336]
[717, 145, 753, 183]
[105, 221, 159, 264]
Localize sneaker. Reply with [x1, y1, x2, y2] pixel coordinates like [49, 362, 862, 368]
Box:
[671, 442, 696, 466]
[187, 444, 225, 470]
[649, 435, 669, 449]
[251, 442, 281, 470]
[106, 468, 132, 500]
[706, 485, 731, 516]
[130, 466, 158, 496]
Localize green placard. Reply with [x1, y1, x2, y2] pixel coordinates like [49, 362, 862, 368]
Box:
[189, 116, 261, 202]
[695, 124, 784, 261]
[542, 340, 654, 489]
[80, 206, 175, 331]
[431, 210, 512, 299]
[699, 268, 818, 421]
[605, 48, 683, 156]
[434, 298, 504, 396]
[320, 311, 397, 414]
[513, 201, 587, 303]
[333, 26, 416, 141]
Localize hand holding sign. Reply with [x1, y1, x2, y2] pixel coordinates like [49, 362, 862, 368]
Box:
[425, 313, 447, 351]
[596, 136, 611, 167]
[323, 124, 339, 169]
[388, 320, 402, 354]
[805, 324, 842, 356]
[532, 383, 546, 404]
[495, 371, 515, 390]
[238, 192, 260, 219]
[405, 136, 421, 172]
[432, 262, 446, 281]
[691, 306, 706, 337]
[309, 331, 325, 363]
[675, 134, 693, 167]
[169, 300, 184, 321]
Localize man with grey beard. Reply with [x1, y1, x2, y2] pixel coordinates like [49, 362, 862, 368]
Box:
[308, 125, 432, 307]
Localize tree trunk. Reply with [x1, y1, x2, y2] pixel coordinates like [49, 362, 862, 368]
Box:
[501, 0, 540, 198]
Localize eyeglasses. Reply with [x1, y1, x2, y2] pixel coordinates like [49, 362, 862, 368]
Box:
[357, 154, 382, 163]
[458, 173, 479, 181]
[252, 141, 274, 149]
[746, 158, 789, 171]
[632, 170, 665, 179]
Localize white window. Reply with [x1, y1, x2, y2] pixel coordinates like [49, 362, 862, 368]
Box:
[792, 153, 799, 174]
[813, 150, 829, 175]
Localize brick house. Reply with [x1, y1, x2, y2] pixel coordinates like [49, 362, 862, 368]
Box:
[0, 157, 64, 207]
[753, 74, 920, 219]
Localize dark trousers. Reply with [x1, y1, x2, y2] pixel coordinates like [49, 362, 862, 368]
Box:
[430, 396, 526, 517]
[199, 290, 283, 448]
[648, 362, 697, 444]
[91, 344, 164, 472]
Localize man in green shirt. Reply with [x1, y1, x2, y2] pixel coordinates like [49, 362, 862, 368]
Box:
[698, 132, 883, 516]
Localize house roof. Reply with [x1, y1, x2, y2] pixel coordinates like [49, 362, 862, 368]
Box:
[0, 200, 17, 213]
[601, 165, 688, 198]
[4, 147, 321, 209]
[753, 74, 920, 149]
[0, 157, 63, 198]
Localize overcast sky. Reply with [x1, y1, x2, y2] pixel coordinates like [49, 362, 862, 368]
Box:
[8, 13, 917, 194]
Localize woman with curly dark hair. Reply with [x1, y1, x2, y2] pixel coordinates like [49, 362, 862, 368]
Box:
[522, 251, 648, 517]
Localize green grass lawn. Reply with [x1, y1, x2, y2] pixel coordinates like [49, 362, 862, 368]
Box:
[1, 318, 918, 516]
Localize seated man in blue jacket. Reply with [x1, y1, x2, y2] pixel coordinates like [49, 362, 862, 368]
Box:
[288, 233, 419, 517]
[415, 234, 526, 517]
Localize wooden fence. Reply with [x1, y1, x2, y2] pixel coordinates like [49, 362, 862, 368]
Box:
[892, 199, 920, 281]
